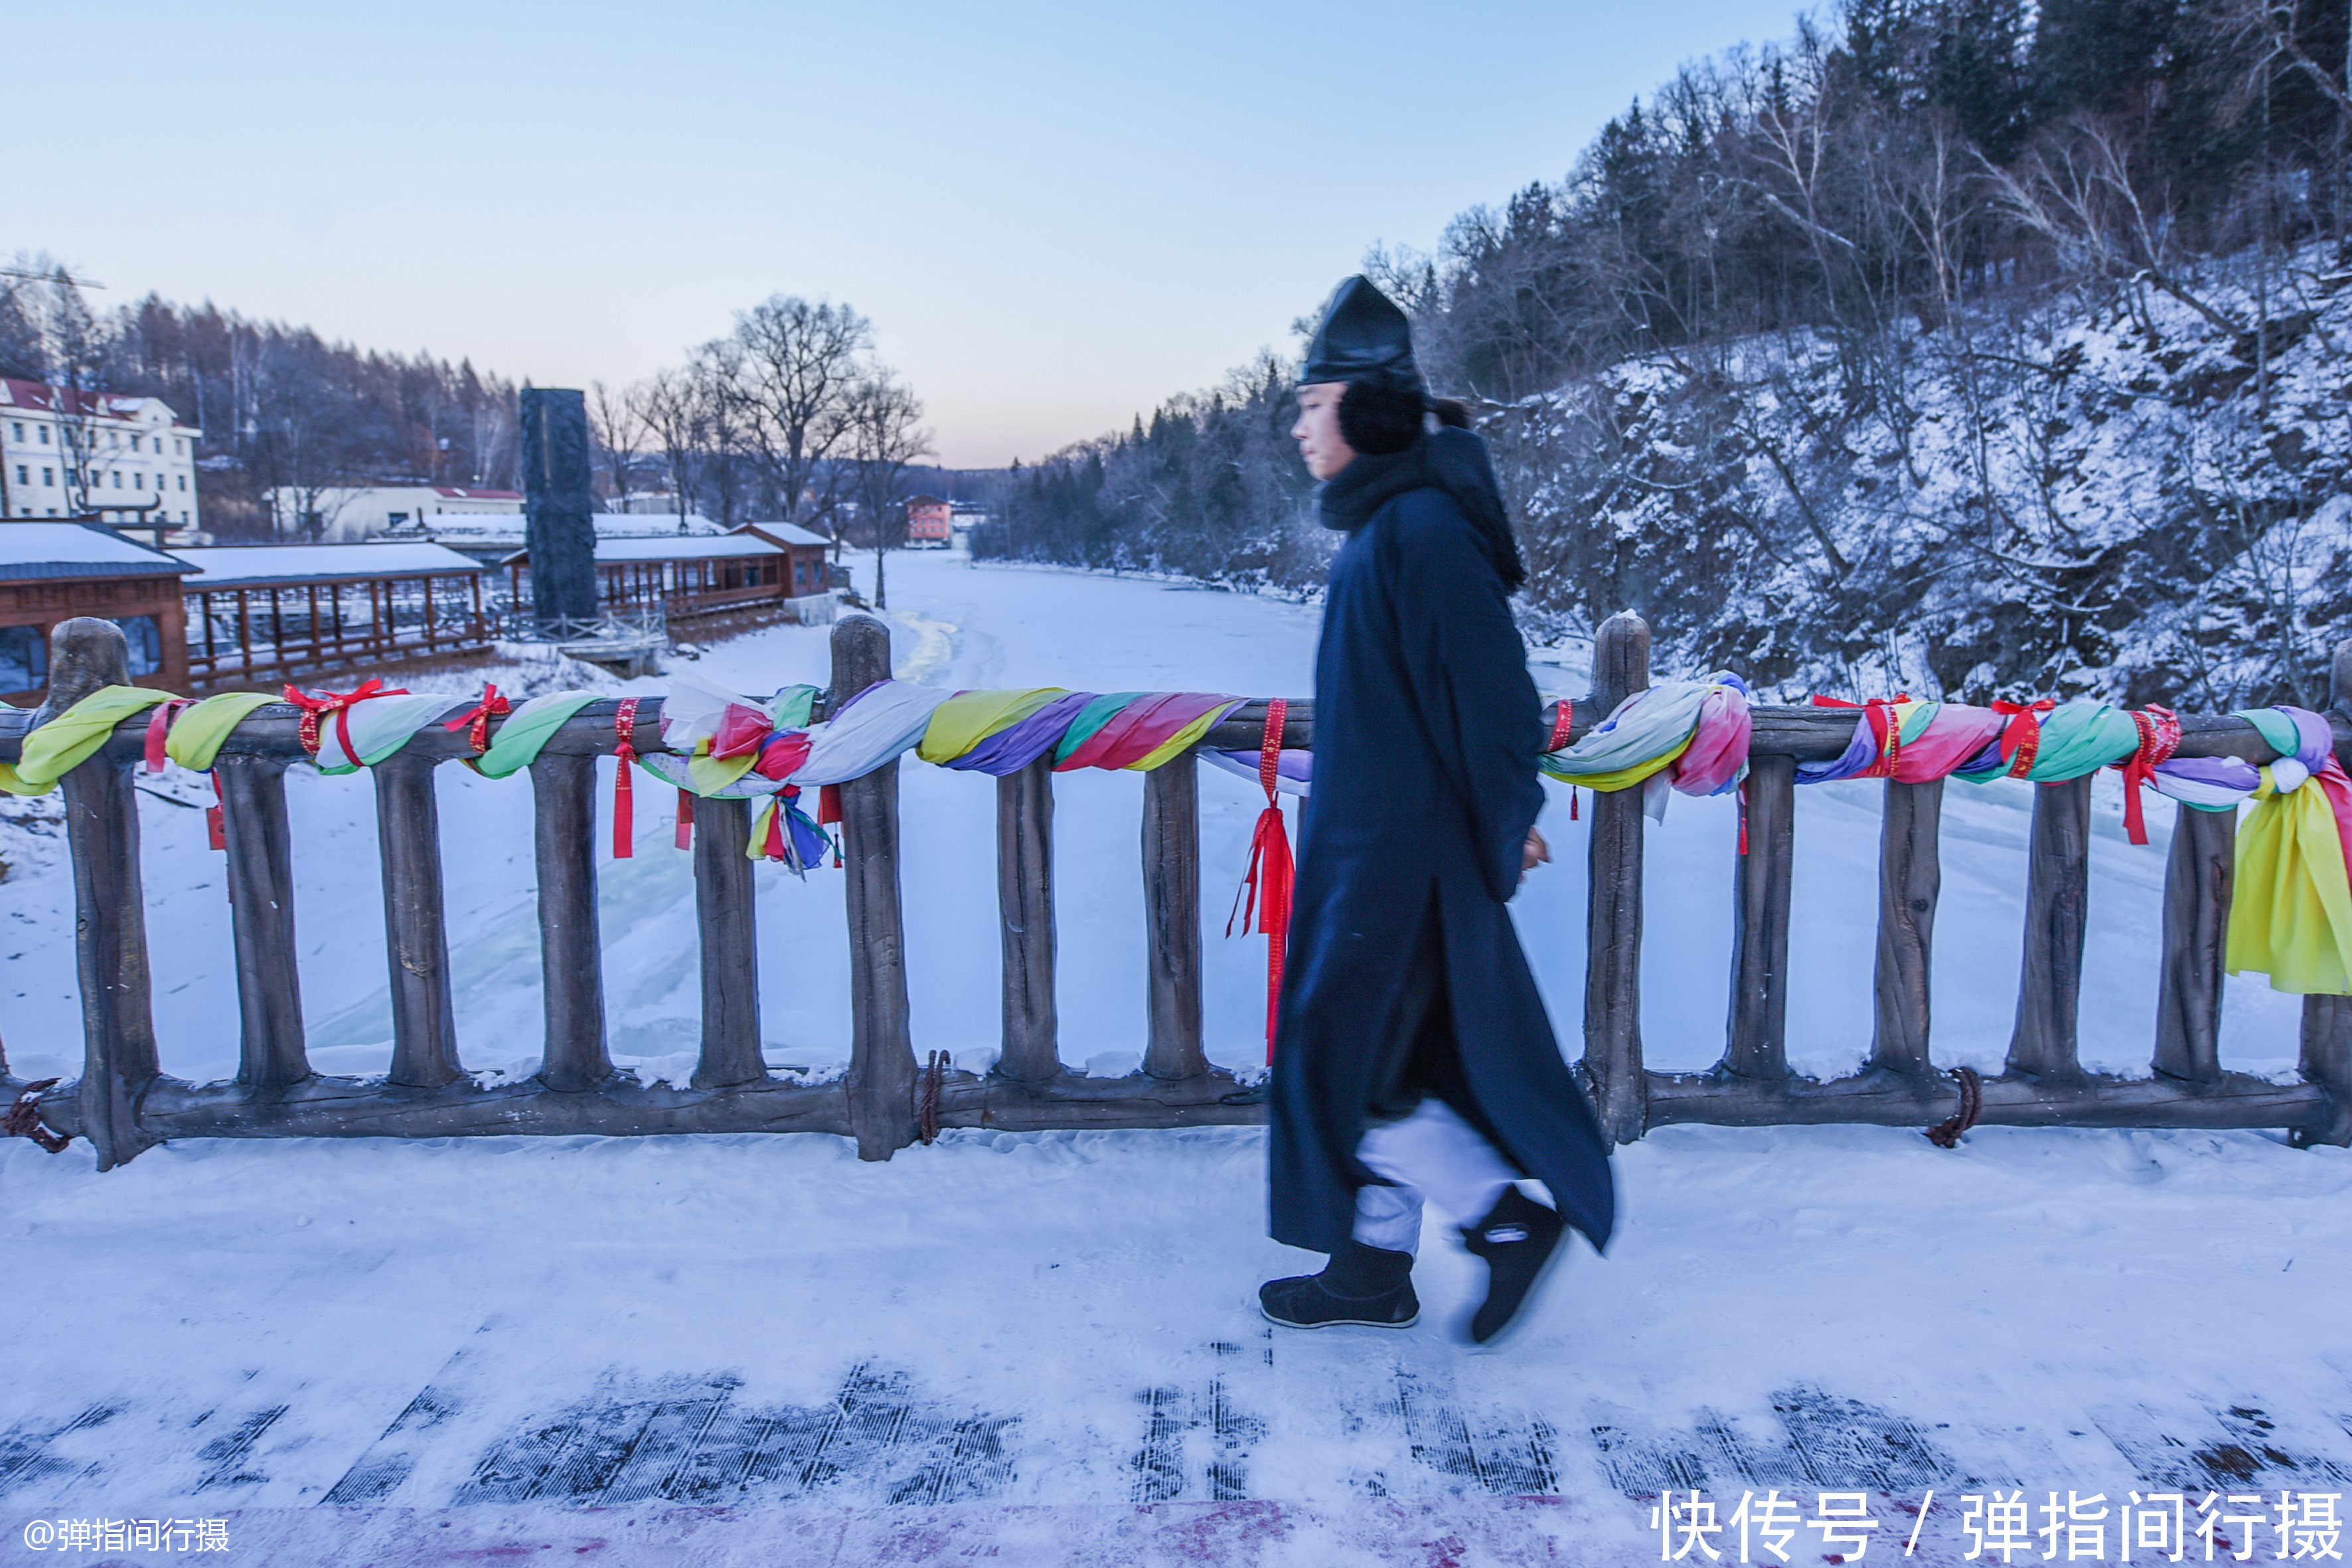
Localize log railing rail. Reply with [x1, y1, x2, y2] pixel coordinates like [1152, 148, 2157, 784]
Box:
[3, 610, 2349, 1170]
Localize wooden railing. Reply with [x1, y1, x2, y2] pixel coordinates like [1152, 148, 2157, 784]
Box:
[3, 609, 2348, 1172]
[187, 573, 492, 687]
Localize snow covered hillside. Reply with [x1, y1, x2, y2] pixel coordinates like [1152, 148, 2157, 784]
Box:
[1499, 248, 2352, 712]
[1, 552, 2346, 1561]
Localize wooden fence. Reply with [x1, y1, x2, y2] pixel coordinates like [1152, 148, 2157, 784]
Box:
[188, 570, 493, 687]
[3, 611, 2348, 1172]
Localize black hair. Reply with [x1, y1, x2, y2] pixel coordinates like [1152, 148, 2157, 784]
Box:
[1339, 372, 1473, 455]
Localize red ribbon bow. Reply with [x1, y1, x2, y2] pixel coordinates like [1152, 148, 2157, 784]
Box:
[2112, 705, 2180, 846]
[613, 698, 641, 860]
[1989, 698, 2056, 779]
[283, 678, 406, 761]
[1227, 698, 1296, 1063]
[443, 683, 511, 757]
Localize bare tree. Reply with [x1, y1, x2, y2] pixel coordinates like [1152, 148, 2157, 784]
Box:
[5, 264, 114, 517]
[245, 335, 357, 540]
[842, 368, 931, 610]
[1986, 117, 2247, 339]
[708, 295, 870, 534]
[588, 380, 643, 512]
[629, 369, 703, 526]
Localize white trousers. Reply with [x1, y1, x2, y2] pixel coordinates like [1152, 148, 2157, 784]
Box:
[1349, 1099, 1520, 1255]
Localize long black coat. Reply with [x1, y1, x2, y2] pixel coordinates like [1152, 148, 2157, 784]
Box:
[1267, 430, 1616, 1257]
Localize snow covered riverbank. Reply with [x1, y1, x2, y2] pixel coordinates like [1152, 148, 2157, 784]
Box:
[3, 551, 2347, 1561]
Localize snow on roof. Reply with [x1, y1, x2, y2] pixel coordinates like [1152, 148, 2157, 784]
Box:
[169, 542, 485, 588]
[739, 521, 832, 548]
[0, 378, 184, 425]
[432, 486, 523, 501]
[0, 522, 191, 580]
[422, 512, 728, 541]
[499, 534, 787, 566]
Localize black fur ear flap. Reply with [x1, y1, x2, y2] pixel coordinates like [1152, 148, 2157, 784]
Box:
[1338, 373, 1427, 455]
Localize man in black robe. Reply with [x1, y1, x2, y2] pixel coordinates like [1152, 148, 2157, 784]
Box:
[1261, 277, 1615, 1345]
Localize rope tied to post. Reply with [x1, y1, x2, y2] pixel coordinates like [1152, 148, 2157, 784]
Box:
[2113, 705, 2181, 846]
[1226, 698, 1295, 1062]
[1924, 1065, 1984, 1148]
[3, 1078, 69, 1154]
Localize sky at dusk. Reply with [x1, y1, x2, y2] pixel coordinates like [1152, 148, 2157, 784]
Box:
[11, 1, 1817, 469]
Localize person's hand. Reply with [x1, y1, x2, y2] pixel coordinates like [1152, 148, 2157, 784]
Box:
[1522, 828, 1551, 879]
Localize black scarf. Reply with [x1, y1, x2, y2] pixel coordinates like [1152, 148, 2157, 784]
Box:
[1315, 427, 1526, 592]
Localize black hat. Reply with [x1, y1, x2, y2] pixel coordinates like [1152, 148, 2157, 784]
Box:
[1300, 275, 1421, 388]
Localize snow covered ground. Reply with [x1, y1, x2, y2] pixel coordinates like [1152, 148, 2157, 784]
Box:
[3, 551, 2348, 1564]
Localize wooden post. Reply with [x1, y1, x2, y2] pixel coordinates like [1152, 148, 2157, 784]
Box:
[1723, 752, 1794, 1080]
[1583, 611, 1650, 1144]
[2297, 640, 2352, 1146]
[2154, 803, 2233, 1084]
[48, 619, 161, 1169]
[1869, 779, 1944, 1077]
[530, 753, 611, 1091]
[214, 754, 310, 1090]
[1142, 751, 1207, 1081]
[690, 795, 764, 1088]
[373, 753, 464, 1088]
[996, 756, 1059, 1084]
[2006, 774, 2093, 1080]
[832, 615, 917, 1156]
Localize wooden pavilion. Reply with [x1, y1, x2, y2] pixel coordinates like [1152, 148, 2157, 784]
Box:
[499, 524, 834, 625]
[1, 521, 193, 704]
[169, 542, 491, 689]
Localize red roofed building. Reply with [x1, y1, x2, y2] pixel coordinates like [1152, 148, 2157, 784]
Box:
[0, 379, 201, 532]
[905, 493, 951, 548]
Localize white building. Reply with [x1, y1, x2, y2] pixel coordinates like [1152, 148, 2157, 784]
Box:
[0, 379, 201, 529]
[266, 483, 524, 542]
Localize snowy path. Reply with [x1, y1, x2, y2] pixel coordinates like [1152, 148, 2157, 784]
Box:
[3, 552, 2349, 1564]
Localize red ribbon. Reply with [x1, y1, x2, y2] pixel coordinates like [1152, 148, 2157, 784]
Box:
[1990, 698, 2055, 779]
[1857, 700, 1907, 779]
[283, 678, 406, 762]
[819, 784, 844, 864]
[1547, 699, 1575, 754]
[1549, 702, 1577, 821]
[1226, 698, 1295, 1063]
[443, 683, 510, 756]
[762, 787, 793, 860]
[613, 698, 641, 860]
[675, 787, 694, 851]
[143, 698, 190, 773]
[2112, 705, 2181, 846]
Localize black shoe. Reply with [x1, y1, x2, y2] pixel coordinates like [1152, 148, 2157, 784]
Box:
[1259, 1240, 1419, 1329]
[1458, 1187, 1567, 1345]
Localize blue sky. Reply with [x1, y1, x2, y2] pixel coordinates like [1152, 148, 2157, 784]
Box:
[12, 1, 1817, 467]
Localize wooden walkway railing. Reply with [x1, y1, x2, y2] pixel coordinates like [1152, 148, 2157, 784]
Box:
[3, 610, 2348, 1170]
